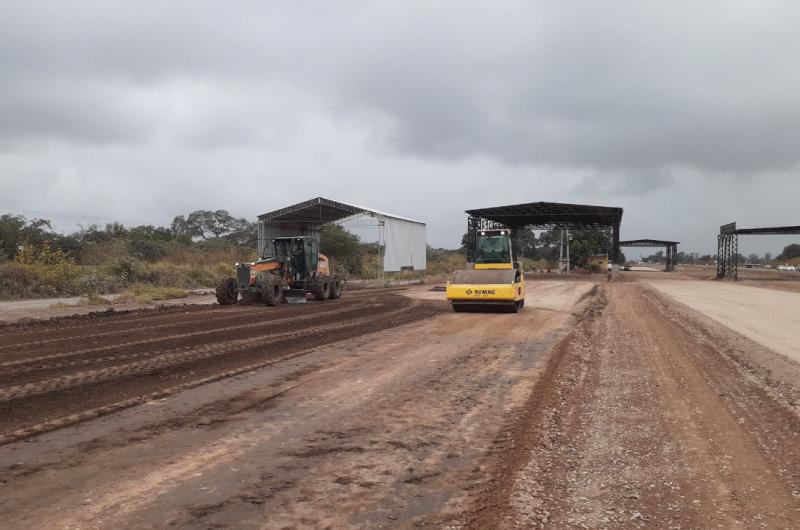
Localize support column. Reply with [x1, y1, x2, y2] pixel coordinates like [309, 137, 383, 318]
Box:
[722, 236, 728, 278]
[721, 234, 739, 280]
[612, 221, 621, 264]
[466, 216, 478, 263]
[665, 245, 673, 272]
[717, 234, 725, 278]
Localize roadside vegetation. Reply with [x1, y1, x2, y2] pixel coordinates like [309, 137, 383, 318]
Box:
[0, 211, 252, 300]
[0, 213, 459, 299]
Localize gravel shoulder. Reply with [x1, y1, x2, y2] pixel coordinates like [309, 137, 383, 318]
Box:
[0, 291, 217, 324]
[469, 281, 800, 529]
[643, 278, 800, 363]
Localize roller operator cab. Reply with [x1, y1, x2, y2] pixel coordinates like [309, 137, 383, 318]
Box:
[216, 236, 344, 306]
[446, 229, 526, 313]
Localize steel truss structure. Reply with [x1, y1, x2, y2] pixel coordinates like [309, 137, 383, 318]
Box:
[464, 202, 624, 263]
[717, 222, 800, 280]
[618, 239, 680, 272]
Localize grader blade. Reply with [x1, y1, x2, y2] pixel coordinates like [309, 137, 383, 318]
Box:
[285, 289, 308, 304]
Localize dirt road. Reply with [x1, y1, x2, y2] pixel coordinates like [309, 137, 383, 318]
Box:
[1, 279, 799, 529]
[471, 282, 800, 529]
[0, 282, 594, 528]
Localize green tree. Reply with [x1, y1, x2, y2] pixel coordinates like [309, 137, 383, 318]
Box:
[566, 229, 613, 267]
[778, 244, 800, 260]
[515, 228, 537, 259]
[534, 228, 612, 267]
[319, 225, 363, 274]
[0, 214, 55, 261]
[171, 210, 255, 246]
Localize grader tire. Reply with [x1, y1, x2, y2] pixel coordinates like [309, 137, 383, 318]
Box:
[311, 278, 330, 301]
[329, 278, 343, 300]
[216, 277, 238, 305]
[258, 273, 282, 307]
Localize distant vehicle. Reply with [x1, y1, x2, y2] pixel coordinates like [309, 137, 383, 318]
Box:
[765, 265, 772, 269]
[623, 265, 631, 271]
[787, 266, 798, 272]
[777, 265, 787, 271]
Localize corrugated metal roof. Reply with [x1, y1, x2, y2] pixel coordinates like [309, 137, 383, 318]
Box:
[259, 197, 424, 226]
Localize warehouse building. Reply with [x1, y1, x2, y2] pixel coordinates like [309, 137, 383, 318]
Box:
[257, 197, 426, 272]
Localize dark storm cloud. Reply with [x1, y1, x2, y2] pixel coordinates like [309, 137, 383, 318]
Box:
[337, 2, 800, 174]
[3, 1, 800, 172]
[1, 1, 799, 251]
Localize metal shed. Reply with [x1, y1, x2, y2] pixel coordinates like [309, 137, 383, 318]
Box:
[257, 197, 426, 272]
[465, 201, 624, 263]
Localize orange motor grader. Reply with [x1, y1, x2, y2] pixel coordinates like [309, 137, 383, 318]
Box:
[216, 236, 343, 306]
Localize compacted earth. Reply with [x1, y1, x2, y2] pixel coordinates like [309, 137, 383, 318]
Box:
[0, 276, 798, 529]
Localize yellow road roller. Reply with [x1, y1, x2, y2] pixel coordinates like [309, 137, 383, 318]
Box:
[446, 228, 525, 313]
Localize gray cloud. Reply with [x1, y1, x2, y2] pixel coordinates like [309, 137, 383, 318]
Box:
[1, 1, 799, 254]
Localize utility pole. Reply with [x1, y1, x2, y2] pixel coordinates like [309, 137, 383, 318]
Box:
[559, 229, 571, 274]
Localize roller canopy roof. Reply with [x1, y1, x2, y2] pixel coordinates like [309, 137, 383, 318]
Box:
[619, 239, 681, 247]
[466, 201, 623, 229]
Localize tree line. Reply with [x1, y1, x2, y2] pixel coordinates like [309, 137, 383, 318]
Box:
[460, 228, 623, 268]
[641, 245, 800, 265]
[0, 210, 256, 264]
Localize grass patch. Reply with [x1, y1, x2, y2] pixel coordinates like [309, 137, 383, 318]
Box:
[125, 285, 188, 302]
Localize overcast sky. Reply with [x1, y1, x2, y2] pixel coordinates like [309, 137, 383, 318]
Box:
[2, 1, 799, 256]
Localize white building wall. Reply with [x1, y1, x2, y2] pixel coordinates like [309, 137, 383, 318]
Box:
[383, 217, 427, 272]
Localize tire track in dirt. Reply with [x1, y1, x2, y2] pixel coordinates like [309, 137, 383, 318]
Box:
[0, 298, 373, 357]
[0, 294, 443, 445]
[0, 301, 382, 375]
[0, 304, 341, 351]
[0, 303, 405, 401]
[0, 286, 400, 342]
[0, 304, 249, 339]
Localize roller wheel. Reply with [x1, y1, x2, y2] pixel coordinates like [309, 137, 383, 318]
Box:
[216, 277, 238, 305]
[311, 278, 330, 301]
[329, 278, 343, 300]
